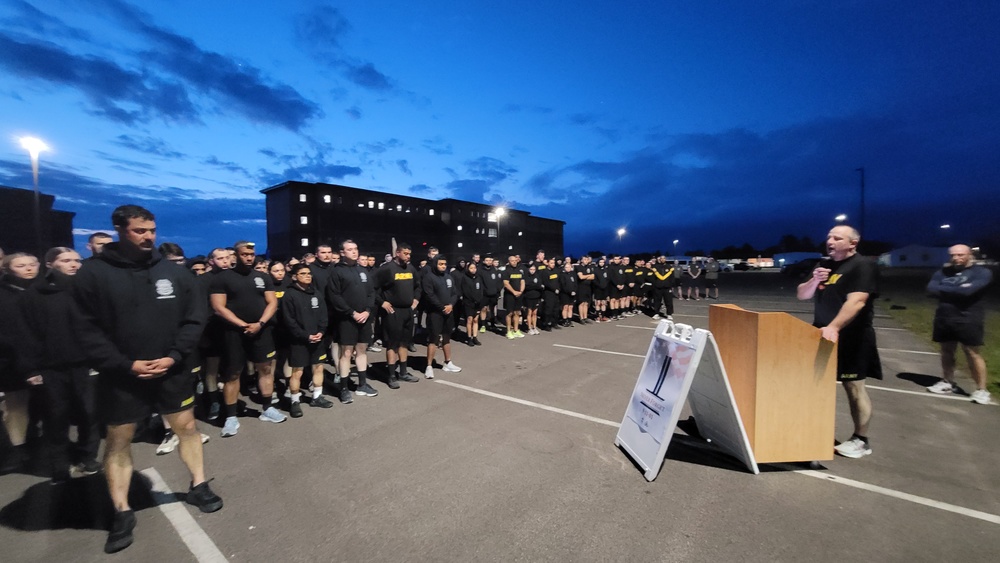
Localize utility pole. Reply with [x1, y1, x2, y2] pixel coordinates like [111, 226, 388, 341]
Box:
[855, 166, 865, 235]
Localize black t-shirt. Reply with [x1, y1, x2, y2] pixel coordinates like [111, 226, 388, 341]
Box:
[812, 254, 878, 333]
[576, 264, 594, 288]
[502, 264, 525, 292]
[210, 268, 274, 323]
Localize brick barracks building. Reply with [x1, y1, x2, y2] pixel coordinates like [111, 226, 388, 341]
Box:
[262, 181, 564, 261]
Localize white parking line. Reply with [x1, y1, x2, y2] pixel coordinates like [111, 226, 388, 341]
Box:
[617, 325, 655, 330]
[552, 343, 646, 358]
[434, 379, 1000, 526]
[878, 348, 938, 356]
[140, 468, 228, 563]
[875, 327, 908, 331]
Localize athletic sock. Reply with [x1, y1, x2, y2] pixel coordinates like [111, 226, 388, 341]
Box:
[291, 392, 301, 403]
[225, 403, 238, 418]
[357, 370, 367, 387]
[312, 387, 322, 400]
[853, 434, 869, 445]
[387, 362, 397, 376]
[399, 361, 408, 375]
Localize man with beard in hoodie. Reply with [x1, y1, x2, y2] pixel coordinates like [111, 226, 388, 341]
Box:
[211, 240, 285, 436]
[19, 247, 101, 482]
[327, 240, 379, 402]
[73, 205, 221, 553]
[478, 255, 503, 333]
[280, 264, 335, 417]
[372, 243, 422, 387]
[422, 255, 463, 378]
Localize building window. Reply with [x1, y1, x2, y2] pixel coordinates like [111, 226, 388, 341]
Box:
[301, 238, 309, 247]
[488, 212, 497, 222]
[368, 201, 375, 209]
[429, 209, 435, 216]
[508, 245, 513, 250]
[397, 204, 403, 211]
[378, 202, 385, 210]
[358, 203, 364, 208]
[458, 242, 464, 248]
[299, 194, 307, 203]
[300, 216, 308, 225]
[323, 195, 331, 203]
[337, 196, 343, 204]
[518, 231, 523, 236]
[488, 228, 497, 238]
[457, 225, 463, 231]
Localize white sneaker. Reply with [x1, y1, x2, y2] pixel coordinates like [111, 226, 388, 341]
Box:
[834, 437, 872, 459]
[156, 432, 179, 455]
[927, 379, 957, 394]
[652, 314, 662, 320]
[424, 366, 435, 379]
[200, 433, 210, 444]
[971, 389, 993, 405]
[443, 361, 462, 373]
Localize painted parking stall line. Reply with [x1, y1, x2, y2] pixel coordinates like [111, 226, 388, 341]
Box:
[140, 468, 228, 563]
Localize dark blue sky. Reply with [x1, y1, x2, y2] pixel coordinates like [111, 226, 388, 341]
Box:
[1, 0, 998, 257]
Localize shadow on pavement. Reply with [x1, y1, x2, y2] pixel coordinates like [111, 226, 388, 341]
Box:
[897, 372, 970, 395]
[0, 471, 155, 532]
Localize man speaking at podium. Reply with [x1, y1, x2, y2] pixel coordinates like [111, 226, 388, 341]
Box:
[797, 225, 880, 459]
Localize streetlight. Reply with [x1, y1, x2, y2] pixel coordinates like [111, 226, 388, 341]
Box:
[835, 214, 848, 223]
[20, 136, 49, 255]
[855, 166, 865, 234]
[673, 239, 679, 257]
[617, 227, 626, 243]
[494, 207, 506, 254]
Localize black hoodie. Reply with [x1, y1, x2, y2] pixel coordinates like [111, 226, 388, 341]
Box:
[460, 269, 484, 307]
[0, 274, 35, 390]
[73, 242, 208, 375]
[280, 282, 329, 343]
[327, 259, 375, 318]
[19, 270, 91, 373]
[422, 265, 457, 312]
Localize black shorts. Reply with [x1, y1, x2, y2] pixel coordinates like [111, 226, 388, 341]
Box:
[593, 286, 608, 301]
[933, 314, 984, 347]
[337, 316, 375, 346]
[503, 292, 523, 312]
[486, 294, 499, 308]
[288, 340, 329, 368]
[221, 326, 276, 379]
[610, 286, 624, 299]
[836, 326, 883, 382]
[381, 307, 414, 349]
[462, 300, 482, 318]
[559, 292, 576, 306]
[524, 297, 541, 310]
[577, 288, 592, 304]
[705, 278, 718, 289]
[427, 311, 454, 345]
[198, 318, 225, 357]
[98, 368, 196, 426]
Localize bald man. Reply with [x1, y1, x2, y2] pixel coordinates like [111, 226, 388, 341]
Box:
[925, 245, 993, 404]
[798, 225, 881, 459]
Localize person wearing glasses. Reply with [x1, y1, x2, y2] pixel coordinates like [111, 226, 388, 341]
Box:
[280, 264, 334, 416]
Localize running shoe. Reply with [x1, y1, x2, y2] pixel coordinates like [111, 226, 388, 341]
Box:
[221, 417, 240, 437]
[156, 432, 179, 455]
[387, 373, 401, 389]
[369, 343, 383, 353]
[652, 314, 662, 320]
[104, 510, 137, 554]
[186, 480, 223, 513]
[506, 331, 517, 340]
[926, 380, 957, 394]
[289, 401, 303, 418]
[425, 366, 435, 379]
[200, 433, 211, 444]
[443, 361, 462, 373]
[311, 395, 335, 408]
[513, 330, 525, 338]
[259, 406, 287, 423]
[479, 326, 486, 333]
[399, 370, 419, 383]
[339, 387, 354, 404]
[78, 458, 102, 475]
[971, 389, 993, 405]
[834, 437, 872, 459]
[207, 402, 220, 421]
[472, 337, 482, 346]
[356, 383, 379, 397]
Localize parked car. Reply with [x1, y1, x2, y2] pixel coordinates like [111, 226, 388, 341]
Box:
[781, 257, 822, 278]
[733, 262, 752, 271]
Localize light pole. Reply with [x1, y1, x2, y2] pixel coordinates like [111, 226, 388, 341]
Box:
[855, 166, 865, 234]
[617, 227, 626, 246]
[835, 214, 848, 223]
[673, 239, 679, 257]
[494, 207, 506, 255]
[20, 136, 49, 256]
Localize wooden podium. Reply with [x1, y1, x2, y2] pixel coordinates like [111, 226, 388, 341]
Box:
[708, 304, 837, 463]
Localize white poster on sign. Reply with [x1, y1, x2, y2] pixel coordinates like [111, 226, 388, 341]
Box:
[616, 321, 758, 481]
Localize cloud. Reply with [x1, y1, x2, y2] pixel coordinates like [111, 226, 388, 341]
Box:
[0, 0, 92, 43]
[362, 139, 403, 154]
[501, 103, 553, 114]
[409, 184, 433, 194]
[0, 33, 199, 125]
[112, 134, 186, 159]
[202, 156, 251, 176]
[221, 219, 267, 226]
[345, 106, 362, 120]
[422, 136, 453, 155]
[293, 5, 396, 92]
[445, 179, 492, 203]
[465, 157, 516, 183]
[396, 160, 412, 176]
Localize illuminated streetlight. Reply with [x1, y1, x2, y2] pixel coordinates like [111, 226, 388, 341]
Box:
[673, 239, 679, 256]
[494, 207, 506, 254]
[19, 136, 49, 255]
[835, 214, 848, 223]
[940, 224, 951, 230]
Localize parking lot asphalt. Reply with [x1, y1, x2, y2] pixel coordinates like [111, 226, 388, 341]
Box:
[2, 272, 998, 562]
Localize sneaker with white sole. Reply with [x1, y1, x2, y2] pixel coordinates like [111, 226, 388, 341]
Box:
[834, 437, 872, 459]
[221, 417, 240, 437]
[356, 383, 379, 397]
[156, 432, 179, 455]
[970, 389, 993, 405]
[259, 406, 287, 423]
[652, 314, 662, 320]
[442, 361, 462, 373]
[927, 379, 958, 394]
[424, 366, 435, 379]
[369, 343, 383, 353]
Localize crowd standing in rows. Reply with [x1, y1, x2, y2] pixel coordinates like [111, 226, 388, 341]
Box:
[1, 206, 990, 553]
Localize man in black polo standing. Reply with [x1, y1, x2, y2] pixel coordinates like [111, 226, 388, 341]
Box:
[373, 243, 422, 387]
[74, 205, 222, 553]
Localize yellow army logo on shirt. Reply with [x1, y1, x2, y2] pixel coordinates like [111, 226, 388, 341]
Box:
[827, 274, 842, 285]
[395, 272, 413, 280]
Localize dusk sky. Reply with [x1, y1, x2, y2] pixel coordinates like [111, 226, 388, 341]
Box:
[1, 0, 998, 257]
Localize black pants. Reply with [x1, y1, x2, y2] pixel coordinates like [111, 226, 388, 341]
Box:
[651, 287, 673, 316]
[543, 291, 559, 327]
[43, 366, 100, 472]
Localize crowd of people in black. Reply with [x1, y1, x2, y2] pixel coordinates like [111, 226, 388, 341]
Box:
[0, 204, 728, 552]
